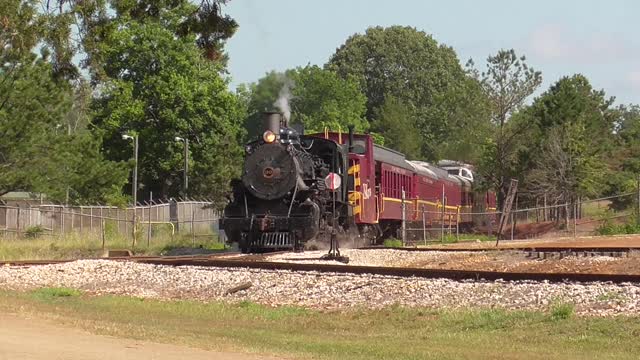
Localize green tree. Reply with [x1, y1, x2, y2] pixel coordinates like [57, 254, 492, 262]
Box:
[473, 49, 542, 206]
[0, 0, 127, 204]
[0, 0, 43, 63]
[36, 0, 237, 81]
[241, 71, 292, 140]
[606, 105, 640, 210]
[290, 65, 368, 133]
[522, 75, 615, 215]
[93, 20, 244, 203]
[438, 74, 492, 163]
[371, 96, 421, 159]
[242, 66, 368, 139]
[326, 25, 481, 159]
[0, 58, 127, 203]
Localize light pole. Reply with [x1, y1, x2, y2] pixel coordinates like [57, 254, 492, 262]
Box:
[175, 136, 189, 198]
[123, 134, 138, 244]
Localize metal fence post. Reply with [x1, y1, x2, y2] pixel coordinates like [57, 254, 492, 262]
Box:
[401, 188, 406, 245]
[422, 206, 427, 245]
[456, 206, 460, 241]
[573, 201, 578, 239]
[131, 205, 137, 247]
[191, 203, 196, 246]
[16, 207, 21, 238]
[101, 217, 106, 250]
[147, 202, 152, 247]
[510, 212, 514, 241]
[441, 185, 445, 243]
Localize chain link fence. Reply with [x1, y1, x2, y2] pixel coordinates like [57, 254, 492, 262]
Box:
[403, 192, 636, 245]
[0, 200, 220, 247]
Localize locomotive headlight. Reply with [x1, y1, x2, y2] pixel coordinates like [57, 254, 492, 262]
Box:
[263, 130, 276, 143]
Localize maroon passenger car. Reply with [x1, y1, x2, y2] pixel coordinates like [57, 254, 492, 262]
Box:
[317, 131, 496, 240]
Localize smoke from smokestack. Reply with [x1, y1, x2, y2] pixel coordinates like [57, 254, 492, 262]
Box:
[273, 76, 294, 124]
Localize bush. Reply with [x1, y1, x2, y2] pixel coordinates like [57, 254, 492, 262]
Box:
[383, 239, 403, 248]
[550, 302, 574, 320]
[596, 216, 640, 235]
[24, 225, 45, 239]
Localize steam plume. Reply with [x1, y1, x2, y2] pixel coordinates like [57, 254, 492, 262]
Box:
[273, 77, 294, 124]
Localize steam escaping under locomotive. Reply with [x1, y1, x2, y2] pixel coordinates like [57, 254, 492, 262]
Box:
[220, 112, 496, 253]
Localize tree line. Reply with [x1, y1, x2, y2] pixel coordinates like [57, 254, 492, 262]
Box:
[1, 1, 638, 212]
[1, 0, 242, 205]
[243, 27, 639, 212]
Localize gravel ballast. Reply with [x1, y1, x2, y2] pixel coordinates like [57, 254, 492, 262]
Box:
[1, 259, 639, 316]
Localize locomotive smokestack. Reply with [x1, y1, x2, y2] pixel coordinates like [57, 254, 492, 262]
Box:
[262, 111, 282, 135]
[348, 125, 355, 153]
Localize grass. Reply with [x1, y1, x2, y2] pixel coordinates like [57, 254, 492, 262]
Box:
[31, 287, 83, 300]
[596, 291, 628, 302]
[595, 215, 640, 236]
[1, 288, 640, 359]
[581, 200, 612, 219]
[442, 233, 497, 243]
[550, 302, 575, 320]
[0, 231, 226, 261]
[383, 238, 404, 248]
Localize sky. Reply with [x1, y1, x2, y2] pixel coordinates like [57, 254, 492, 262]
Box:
[223, 0, 640, 105]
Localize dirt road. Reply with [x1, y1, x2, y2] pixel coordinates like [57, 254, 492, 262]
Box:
[0, 314, 286, 360]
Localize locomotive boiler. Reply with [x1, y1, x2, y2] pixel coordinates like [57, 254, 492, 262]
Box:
[220, 112, 349, 253]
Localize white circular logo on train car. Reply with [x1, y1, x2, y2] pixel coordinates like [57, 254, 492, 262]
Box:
[324, 173, 341, 191]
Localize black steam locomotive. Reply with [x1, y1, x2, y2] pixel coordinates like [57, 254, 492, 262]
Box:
[220, 112, 349, 253]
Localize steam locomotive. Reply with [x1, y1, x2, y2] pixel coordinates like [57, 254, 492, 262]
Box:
[220, 112, 496, 253]
[221, 112, 350, 253]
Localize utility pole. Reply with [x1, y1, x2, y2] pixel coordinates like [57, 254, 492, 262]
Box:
[175, 137, 189, 198]
[123, 134, 139, 245]
[133, 135, 138, 209]
[184, 138, 188, 197]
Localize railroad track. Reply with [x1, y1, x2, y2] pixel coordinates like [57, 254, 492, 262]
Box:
[4, 252, 640, 284]
[0, 250, 284, 267]
[131, 256, 640, 284]
[360, 245, 638, 254]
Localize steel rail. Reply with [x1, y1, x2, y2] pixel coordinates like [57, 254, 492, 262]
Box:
[131, 257, 640, 284]
[4, 251, 640, 283]
[0, 259, 73, 266]
[0, 251, 243, 267]
[358, 246, 639, 253]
